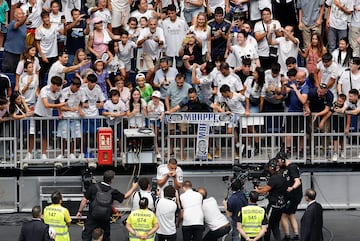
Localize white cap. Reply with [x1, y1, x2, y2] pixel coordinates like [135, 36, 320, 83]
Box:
[152, 90, 161, 98]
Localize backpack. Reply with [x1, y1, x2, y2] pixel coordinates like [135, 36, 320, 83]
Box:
[90, 183, 114, 220]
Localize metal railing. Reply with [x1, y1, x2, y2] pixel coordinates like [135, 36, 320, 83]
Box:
[0, 112, 359, 169]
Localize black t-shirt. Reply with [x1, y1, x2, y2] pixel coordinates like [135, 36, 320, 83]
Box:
[0, 74, 10, 99]
[235, 70, 253, 85]
[286, 163, 303, 197]
[308, 87, 334, 113]
[66, 20, 87, 55]
[179, 97, 212, 112]
[85, 182, 125, 205]
[267, 170, 290, 205]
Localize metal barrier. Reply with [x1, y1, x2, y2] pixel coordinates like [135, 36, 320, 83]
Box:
[0, 112, 360, 169]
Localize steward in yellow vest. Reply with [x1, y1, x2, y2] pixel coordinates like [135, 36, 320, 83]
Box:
[44, 191, 72, 241]
[237, 191, 268, 241]
[126, 197, 159, 241]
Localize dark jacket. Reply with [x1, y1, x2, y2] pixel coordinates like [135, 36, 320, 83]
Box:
[18, 218, 52, 241]
[300, 201, 323, 241]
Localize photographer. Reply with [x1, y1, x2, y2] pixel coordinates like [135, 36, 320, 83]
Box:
[223, 179, 248, 241]
[255, 158, 290, 241]
[276, 152, 303, 241]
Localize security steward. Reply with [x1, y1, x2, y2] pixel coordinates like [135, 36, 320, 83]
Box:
[43, 191, 72, 241]
[237, 191, 268, 241]
[255, 158, 290, 241]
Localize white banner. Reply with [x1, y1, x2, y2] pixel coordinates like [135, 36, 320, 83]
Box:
[196, 123, 210, 160]
[166, 112, 236, 125]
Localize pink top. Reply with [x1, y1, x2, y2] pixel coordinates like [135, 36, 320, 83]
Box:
[306, 48, 320, 74]
[92, 31, 107, 57]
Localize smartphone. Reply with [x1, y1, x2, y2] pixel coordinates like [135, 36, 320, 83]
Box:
[29, 6, 33, 14]
[61, 15, 65, 20]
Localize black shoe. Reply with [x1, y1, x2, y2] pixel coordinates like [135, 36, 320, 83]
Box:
[282, 236, 291, 241]
[291, 235, 299, 241]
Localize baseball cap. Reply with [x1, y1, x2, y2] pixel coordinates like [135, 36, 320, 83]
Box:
[152, 90, 161, 98]
[94, 59, 104, 64]
[136, 73, 146, 80]
[92, 17, 102, 24]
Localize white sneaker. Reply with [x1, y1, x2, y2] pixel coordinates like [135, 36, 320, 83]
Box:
[41, 154, 48, 160]
[68, 154, 76, 159]
[156, 153, 161, 159]
[332, 153, 338, 162]
[78, 153, 85, 159]
[340, 150, 345, 159]
[24, 152, 33, 160]
[56, 154, 64, 159]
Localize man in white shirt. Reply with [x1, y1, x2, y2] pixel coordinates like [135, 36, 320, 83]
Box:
[338, 57, 360, 97]
[131, 177, 155, 211]
[161, 5, 188, 68]
[137, 17, 165, 83]
[349, 0, 360, 57]
[157, 158, 183, 195]
[57, 77, 86, 159]
[180, 180, 204, 241]
[197, 187, 231, 241]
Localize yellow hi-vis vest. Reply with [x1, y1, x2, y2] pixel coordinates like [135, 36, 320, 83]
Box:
[126, 209, 158, 241]
[43, 204, 71, 241]
[241, 205, 265, 238]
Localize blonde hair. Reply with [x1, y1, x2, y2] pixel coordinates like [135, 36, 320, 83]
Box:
[195, 12, 208, 32]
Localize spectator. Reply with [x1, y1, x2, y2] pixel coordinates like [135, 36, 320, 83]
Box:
[300, 189, 323, 241]
[263, 62, 285, 113]
[161, 4, 189, 68]
[36, 10, 64, 87]
[57, 77, 86, 159]
[130, 0, 155, 25]
[19, 61, 38, 109]
[191, 62, 214, 102]
[344, 89, 360, 134]
[268, 25, 299, 74]
[81, 73, 105, 158]
[9, 91, 33, 120]
[337, 57, 360, 98]
[126, 197, 159, 241]
[299, 32, 327, 74]
[180, 180, 204, 241]
[189, 12, 211, 61]
[254, 7, 282, 70]
[43, 191, 72, 241]
[49, 0, 66, 52]
[213, 62, 243, 100]
[314, 53, 340, 100]
[116, 30, 137, 79]
[349, 0, 360, 57]
[15, 45, 41, 92]
[235, 57, 253, 86]
[127, 88, 147, 128]
[272, 0, 297, 28]
[0, 0, 9, 51]
[33, 76, 65, 159]
[88, 0, 112, 31]
[76, 170, 138, 241]
[297, 0, 325, 48]
[326, 0, 353, 53]
[114, 75, 130, 108]
[2, 8, 27, 74]
[65, 8, 90, 65]
[237, 191, 268, 241]
[147, 90, 164, 158]
[131, 177, 156, 212]
[136, 72, 153, 103]
[107, 0, 131, 34]
[93, 59, 111, 100]
[332, 37, 353, 69]
[183, 0, 204, 26]
[249, 0, 272, 23]
[153, 57, 179, 100]
[137, 17, 165, 84]
[102, 88, 127, 153]
[165, 73, 192, 158]
[21, 0, 45, 46]
[74, 48, 92, 81]
[208, 7, 231, 61]
[0, 70, 12, 99]
[197, 187, 231, 241]
[244, 67, 266, 156]
[18, 205, 53, 241]
[47, 51, 90, 86]
[223, 179, 248, 241]
[155, 185, 179, 241]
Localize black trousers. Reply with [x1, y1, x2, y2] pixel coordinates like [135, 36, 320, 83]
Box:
[182, 225, 204, 241]
[157, 233, 177, 241]
[264, 204, 283, 241]
[82, 216, 111, 241]
[202, 223, 231, 241]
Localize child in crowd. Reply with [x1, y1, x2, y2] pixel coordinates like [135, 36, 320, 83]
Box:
[147, 90, 164, 158]
[118, 31, 137, 79]
[94, 59, 111, 100]
[114, 75, 130, 108]
[15, 45, 40, 92]
[127, 89, 147, 128]
[103, 88, 127, 153]
[135, 73, 153, 103]
[19, 61, 39, 109]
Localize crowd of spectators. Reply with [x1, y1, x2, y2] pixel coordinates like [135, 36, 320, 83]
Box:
[0, 0, 359, 161]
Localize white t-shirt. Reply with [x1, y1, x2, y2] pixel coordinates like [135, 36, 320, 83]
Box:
[195, 68, 213, 101]
[230, 44, 259, 69]
[138, 27, 165, 59]
[156, 197, 177, 235]
[276, 37, 299, 74]
[60, 86, 86, 118]
[162, 18, 189, 57]
[147, 100, 164, 118]
[21, 0, 43, 28]
[130, 10, 154, 25]
[338, 69, 360, 97]
[244, 76, 266, 98]
[131, 190, 155, 211]
[81, 84, 105, 117]
[35, 23, 59, 58]
[218, 92, 246, 114]
[118, 40, 137, 64]
[34, 85, 61, 117]
[19, 73, 39, 105]
[327, 0, 353, 30]
[180, 189, 204, 226]
[214, 72, 243, 99]
[254, 19, 281, 57]
[156, 164, 183, 196]
[202, 197, 229, 231]
[316, 61, 340, 98]
[47, 61, 65, 85]
[16, 58, 41, 76]
[189, 25, 210, 55]
[103, 99, 127, 125]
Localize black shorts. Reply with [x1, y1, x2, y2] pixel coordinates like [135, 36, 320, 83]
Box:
[285, 115, 305, 133]
[283, 194, 302, 214]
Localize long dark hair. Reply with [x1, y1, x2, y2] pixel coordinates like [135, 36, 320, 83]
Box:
[9, 91, 23, 115]
[338, 37, 353, 67]
[252, 67, 265, 91]
[129, 88, 143, 113]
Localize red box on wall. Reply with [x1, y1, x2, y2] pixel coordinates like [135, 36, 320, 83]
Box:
[97, 127, 113, 165]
